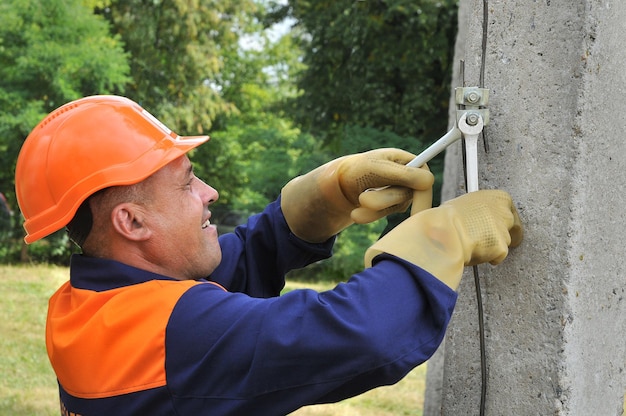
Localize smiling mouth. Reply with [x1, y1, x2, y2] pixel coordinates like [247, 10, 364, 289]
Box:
[202, 218, 211, 229]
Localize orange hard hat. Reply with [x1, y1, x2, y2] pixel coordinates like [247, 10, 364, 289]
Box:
[15, 95, 210, 243]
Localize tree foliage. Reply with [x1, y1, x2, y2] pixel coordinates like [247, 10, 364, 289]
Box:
[96, 0, 258, 134]
[197, 30, 326, 213]
[277, 0, 458, 147]
[0, 0, 130, 174]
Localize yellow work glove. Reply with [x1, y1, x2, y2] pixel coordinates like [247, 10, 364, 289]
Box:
[364, 190, 523, 290]
[281, 148, 434, 243]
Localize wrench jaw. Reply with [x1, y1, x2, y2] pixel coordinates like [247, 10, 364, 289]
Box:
[458, 112, 485, 193]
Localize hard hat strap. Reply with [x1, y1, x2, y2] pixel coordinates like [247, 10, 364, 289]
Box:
[66, 196, 95, 249]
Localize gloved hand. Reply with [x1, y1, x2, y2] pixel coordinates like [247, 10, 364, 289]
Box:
[281, 148, 434, 243]
[364, 190, 523, 290]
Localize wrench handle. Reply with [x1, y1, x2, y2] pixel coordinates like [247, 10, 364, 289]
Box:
[406, 128, 463, 168]
[464, 136, 480, 192]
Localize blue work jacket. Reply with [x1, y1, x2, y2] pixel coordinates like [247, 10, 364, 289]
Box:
[47, 199, 457, 415]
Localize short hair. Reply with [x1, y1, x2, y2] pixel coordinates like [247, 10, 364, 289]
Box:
[66, 191, 101, 248]
[66, 183, 148, 252]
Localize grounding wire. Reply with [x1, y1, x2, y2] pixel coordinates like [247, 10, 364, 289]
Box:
[475, 0, 489, 415]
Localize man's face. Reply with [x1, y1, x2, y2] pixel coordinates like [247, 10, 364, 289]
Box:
[142, 155, 221, 280]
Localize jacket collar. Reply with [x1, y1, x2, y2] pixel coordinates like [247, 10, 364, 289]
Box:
[69, 254, 179, 292]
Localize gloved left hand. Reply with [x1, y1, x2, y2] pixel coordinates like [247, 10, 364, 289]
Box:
[364, 190, 523, 290]
[281, 148, 434, 243]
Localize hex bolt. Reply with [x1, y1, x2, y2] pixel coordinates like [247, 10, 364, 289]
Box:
[466, 112, 481, 126]
[466, 91, 481, 104]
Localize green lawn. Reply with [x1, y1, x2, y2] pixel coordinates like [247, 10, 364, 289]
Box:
[0, 265, 426, 415]
[0, 264, 66, 415]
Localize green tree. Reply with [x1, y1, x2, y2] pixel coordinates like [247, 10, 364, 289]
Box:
[277, 0, 457, 145]
[197, 28, 328, 216]
[97, 0, 262, 135]
[0, 0, 130, 262]
[196, 19, 290, 208]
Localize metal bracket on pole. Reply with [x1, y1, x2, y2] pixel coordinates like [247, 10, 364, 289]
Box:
[405, 86, 489, 171]
[455, 87, 489, 192]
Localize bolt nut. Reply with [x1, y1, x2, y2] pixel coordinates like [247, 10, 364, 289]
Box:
[466, 112, 480, 126]
[465, 91, 481, 104]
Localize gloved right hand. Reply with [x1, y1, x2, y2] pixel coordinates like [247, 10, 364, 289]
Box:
[364, 190, 523, 290]
[281, 148, 434, 243]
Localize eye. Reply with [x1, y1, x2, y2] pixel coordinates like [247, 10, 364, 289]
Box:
[181, 176, 194, 190]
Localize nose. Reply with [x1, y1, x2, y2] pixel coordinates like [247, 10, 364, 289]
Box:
[207, 185, 219, 204]
[196, 177, 219, 204]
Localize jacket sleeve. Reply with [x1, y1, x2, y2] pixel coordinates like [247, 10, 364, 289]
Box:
[211, 197, 335, 297]
[165, 254, 457, 415]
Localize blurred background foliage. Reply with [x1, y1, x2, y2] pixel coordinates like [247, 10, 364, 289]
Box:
[0, 0, 457, 281]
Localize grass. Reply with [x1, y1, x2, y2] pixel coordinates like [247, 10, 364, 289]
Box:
[0, 265, 426, 415]
[0, 264, 67, 415]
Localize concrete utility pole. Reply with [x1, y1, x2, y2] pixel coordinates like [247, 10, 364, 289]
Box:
[424, 1, 626, 415]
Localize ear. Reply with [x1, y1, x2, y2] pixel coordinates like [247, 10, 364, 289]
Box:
[110, 203, 152, 242]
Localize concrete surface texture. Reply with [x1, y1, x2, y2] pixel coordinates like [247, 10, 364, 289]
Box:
[424, 0, 626, 415]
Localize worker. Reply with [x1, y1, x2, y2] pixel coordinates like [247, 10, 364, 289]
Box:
[15, 95, 522, 415]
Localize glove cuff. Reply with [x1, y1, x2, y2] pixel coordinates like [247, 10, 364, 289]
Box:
[281, 162, 355, 243]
